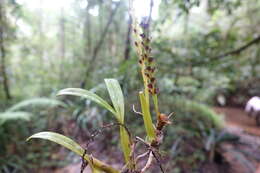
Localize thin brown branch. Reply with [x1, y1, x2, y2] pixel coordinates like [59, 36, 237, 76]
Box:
[212, 35, 260, 59]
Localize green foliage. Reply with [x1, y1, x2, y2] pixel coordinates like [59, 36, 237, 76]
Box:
[6, 98, 66, 112]
[159, 96, 229, 171]
[46, 78, 131, 165]
[0, 111, 31, 126]
[139, 91, 156, 141]
[27, 131, 88, 159]
[174, 97, 224, 128]
[57, 88, 116, 116]
[104, 79, 125, 123]
[1, 0, 259, 172]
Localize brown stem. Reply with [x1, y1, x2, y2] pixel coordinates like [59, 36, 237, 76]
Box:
[212, 35, 260, 59]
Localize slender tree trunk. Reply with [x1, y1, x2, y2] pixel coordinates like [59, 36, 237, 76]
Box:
[81, 2, 121, 88]
[83, 3, 92, 62]
[59, 7, 66, 82]
[124, 17, 132, 60]
[0, 2, 12, 100]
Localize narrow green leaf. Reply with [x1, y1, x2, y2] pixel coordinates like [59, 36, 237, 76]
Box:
[120, 127, 131, 163]
[104, 79, 132, 164]
[139, 92, 156, 141]
[104, 79, 124, 123]
[7, 98, 66, 112]
[27, 132, 120, 173]
[27, 132, 85, 158]
[0, 112, 32, 126]
[57, 88, 116, 115]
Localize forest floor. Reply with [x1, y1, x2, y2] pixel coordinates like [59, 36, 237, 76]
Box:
[214, 107, 260, 173]
[50, 107, 260, 173]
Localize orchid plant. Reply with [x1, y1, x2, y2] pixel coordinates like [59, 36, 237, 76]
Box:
[27, 1, 172, 172]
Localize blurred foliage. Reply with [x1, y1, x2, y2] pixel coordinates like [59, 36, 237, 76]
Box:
[0, 0, 259, 172]
[0, 98, 67, 172]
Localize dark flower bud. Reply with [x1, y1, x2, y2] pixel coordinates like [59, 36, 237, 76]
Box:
[148, 83, 153, 89]
[151, 77, 156, 83]
[145, 73, 150, 78]
[151, 68, 155, 73]
[148, 57, 154, 63]
[146, 66, 152, 71]
[134, 29, 137, 33]
[138, 60, 143, 64]
[134, 42, 138, 47]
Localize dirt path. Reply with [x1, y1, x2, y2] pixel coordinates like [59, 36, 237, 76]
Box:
[215, 107, 260, 173]
[215, 107, 260, 136]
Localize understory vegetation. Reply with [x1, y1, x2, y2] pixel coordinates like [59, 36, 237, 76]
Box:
[0, 0, 259, 172]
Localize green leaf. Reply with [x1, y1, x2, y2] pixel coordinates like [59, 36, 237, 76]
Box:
[57, 88, 116, 115]
[27, 132, 120, 173]
[27, 132, 85, 158]
[104, 79, 124, 123]
[0, 112, 32, 126]
[104, 79, 131, 164]
[7, 98, 66, 112]
[139, 92, 156, 141]
[120, 127, 131, 163]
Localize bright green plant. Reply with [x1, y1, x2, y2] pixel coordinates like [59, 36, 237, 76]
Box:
[27, 2, 171, 173]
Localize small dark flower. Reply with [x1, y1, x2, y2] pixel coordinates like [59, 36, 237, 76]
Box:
[145, 73, 150, 78]
[146, 66, 152, 71]
[148, 83, 153, 89]
[148, 57, 154, 63]
[140, 33, 145, 38]
[134, 42, 138, 47]
[151, 77, 156, 83]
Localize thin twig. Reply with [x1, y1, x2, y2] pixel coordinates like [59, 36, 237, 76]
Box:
[132, 104, 143, 116]
[80, 149, 88, 173]
[212, 35, 260, 59]
[140, 151, 153, 173]
[151, 150, 164, 173]
[135, 151, 150, 163]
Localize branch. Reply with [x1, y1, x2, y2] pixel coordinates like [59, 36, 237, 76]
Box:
[212, 35, 260, 59]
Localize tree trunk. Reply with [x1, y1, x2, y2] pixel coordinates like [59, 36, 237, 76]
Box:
[83, 3, 92, 63]
[81, 2, 121, 88]
[59, 7, 66, 82]
[124, 17, 132, 60]
[0, 2, 12, 100]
